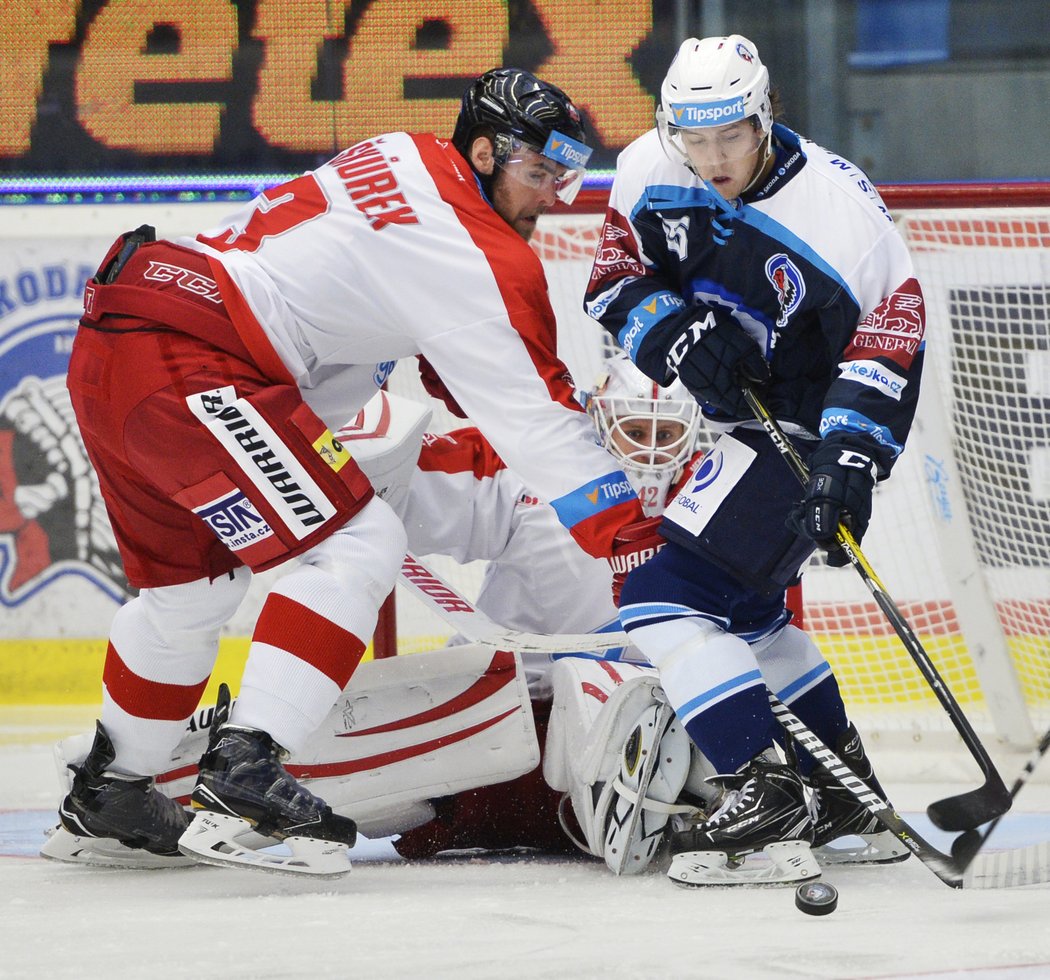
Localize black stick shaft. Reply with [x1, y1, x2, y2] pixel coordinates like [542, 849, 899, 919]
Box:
[742, 387, 1009, 831]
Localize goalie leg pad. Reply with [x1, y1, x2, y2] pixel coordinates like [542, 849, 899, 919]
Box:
[600, 700, 695, 875]
[53, 645, 539, 842]
[545, 659, 701, 874]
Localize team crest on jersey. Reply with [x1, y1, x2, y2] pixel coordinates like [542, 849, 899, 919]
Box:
[765, 253, 806, 328]
[661, 215, 691, 260]
[0, 257, 131, 608]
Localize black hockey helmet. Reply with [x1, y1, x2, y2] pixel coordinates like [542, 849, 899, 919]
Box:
[453, 68, 587, 159]
[453, 68, 591, 203]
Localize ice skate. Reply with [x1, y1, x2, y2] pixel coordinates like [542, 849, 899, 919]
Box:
[810, 723, 910, 865]
[40, 720, 194, 869]
[667, 751, 820, 886]
[178, 684, 357, 878]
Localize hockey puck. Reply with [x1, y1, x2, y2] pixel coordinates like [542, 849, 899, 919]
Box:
[795, 880, 838, 916]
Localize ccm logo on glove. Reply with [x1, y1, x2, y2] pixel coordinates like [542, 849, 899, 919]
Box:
[792, 442, 878, 567]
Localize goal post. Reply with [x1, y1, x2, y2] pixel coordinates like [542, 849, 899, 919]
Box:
[379, 181, 1050, 755]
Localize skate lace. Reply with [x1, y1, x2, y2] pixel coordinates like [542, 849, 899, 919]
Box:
[707, 777, 757, 826]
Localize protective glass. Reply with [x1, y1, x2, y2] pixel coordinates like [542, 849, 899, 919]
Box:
[497, 135, 589, 205]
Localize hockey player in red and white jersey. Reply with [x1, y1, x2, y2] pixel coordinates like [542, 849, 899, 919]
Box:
[48, 68, 662, 877]
[44, 356, 705, 869]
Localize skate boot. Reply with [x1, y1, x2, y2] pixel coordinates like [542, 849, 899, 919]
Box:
[667, 750, 820, 886]
[178, 683, 357, 877]
[40, 721, 193, 868]
[810, 722, 910, 865]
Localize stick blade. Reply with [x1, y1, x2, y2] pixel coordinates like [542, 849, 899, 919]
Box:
[926, 779, 1012, 832]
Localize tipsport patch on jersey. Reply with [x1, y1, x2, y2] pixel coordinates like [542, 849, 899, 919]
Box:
[551, 471, 636, 528]
[663, 433, 757, 538]
[186, 386, 337, 540]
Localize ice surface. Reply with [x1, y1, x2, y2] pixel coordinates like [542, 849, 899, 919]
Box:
[2, 710, 1049, 980]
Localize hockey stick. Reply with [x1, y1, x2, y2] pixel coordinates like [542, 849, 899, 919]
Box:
[743, 387, 1010, 833]
[768, 689, 966, 888]
[772, 689, 1050, 890]
[397, 552, 630, 655]
[952, 725, 1050, 887]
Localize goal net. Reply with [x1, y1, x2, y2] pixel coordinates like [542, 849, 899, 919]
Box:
[383, 184, 1050, 762]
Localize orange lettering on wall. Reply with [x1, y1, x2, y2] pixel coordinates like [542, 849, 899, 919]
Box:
[532, 0, 653, 146]
[340, 0, 505, 139]
[253, 0, 505, 153]
[0, 1, 79, 155]
[76, 0, 236, 153]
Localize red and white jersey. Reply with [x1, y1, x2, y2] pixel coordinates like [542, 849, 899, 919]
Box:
[182, 132, 643, 557]
[403, 427, 704, 638]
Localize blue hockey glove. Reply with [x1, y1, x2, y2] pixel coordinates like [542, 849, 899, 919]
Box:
[668, 312, 769, 417]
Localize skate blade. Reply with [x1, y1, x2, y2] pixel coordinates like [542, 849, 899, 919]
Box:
[178, 811, 352, 879]
[40, 824, 196, 870]
[815, 830, 911, 866]
[668, 839, 821, 886]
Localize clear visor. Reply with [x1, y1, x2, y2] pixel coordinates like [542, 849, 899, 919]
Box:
[590, 394, 700, 473]
[660, 111, 765, 169]
[498, 139, 587, 205]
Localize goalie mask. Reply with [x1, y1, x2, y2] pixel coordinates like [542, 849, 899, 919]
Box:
[588, 352, 700, 516]
[657, 35, 772, 180]
[453, 68, 592, 205]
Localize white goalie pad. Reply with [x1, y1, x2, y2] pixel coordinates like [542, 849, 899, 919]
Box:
[52, 645, 538, 843]
[337, 389, 432, 520]
[543, 658, 713, 874]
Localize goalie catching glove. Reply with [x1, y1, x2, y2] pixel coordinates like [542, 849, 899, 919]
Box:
[666, 308, 769, 417]
[609, 515, 665, 606]
[791, 440, 878, 567]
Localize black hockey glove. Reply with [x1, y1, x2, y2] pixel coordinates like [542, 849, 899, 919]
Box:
[668, 312, 770, 417]
[791, 441, 878, 567]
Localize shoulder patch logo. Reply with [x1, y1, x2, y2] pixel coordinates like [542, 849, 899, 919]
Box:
[764, 253, 806, 328]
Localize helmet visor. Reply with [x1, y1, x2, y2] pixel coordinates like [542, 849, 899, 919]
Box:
[498, 130, 591, 205]
[666, 116, 765, 168]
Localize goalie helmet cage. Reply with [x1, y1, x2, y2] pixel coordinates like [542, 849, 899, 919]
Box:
[377, 180, 1050, 767]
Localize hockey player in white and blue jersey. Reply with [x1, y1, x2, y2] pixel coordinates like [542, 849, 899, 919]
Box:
[585, 35, 926, 885]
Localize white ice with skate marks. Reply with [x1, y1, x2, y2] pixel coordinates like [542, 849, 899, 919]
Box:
[4, 728, 1050, 979]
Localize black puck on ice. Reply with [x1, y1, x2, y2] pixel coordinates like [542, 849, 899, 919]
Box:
[795, 880, 838, 916]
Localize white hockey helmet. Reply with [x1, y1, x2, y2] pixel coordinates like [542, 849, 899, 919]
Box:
[657, 35, 772, 169]
[589, 352, 700, 514]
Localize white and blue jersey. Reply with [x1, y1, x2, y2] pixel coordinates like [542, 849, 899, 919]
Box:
[585, 123, 925, 478]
